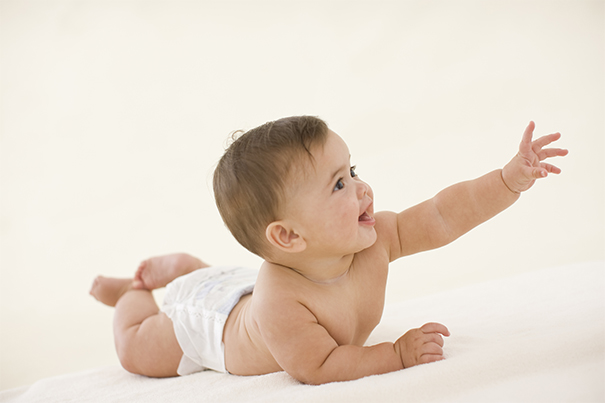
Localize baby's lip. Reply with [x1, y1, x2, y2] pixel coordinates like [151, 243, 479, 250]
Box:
[358, 200, 374, 222]
[358, 211, 373, 222]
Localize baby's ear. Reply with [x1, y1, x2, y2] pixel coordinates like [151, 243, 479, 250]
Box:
[265, 221, 306, 253]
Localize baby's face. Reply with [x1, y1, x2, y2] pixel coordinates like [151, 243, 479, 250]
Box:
[283, 130, 377, 257]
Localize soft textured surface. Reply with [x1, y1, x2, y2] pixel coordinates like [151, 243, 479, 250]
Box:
[2, 261, 603, 403]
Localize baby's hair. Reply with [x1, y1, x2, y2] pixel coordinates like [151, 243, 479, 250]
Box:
[213, 116, 329, 258]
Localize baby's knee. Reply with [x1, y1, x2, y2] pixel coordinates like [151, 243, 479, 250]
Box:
[114, 331, 143, 375]
[116, 339, 162, 377]
[114, 323, 181, 378]
[118, 354, 140, 375]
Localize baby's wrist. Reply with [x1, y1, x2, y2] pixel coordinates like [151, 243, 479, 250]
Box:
[392, 341, 406, 369]
[500, 168, 520, 195]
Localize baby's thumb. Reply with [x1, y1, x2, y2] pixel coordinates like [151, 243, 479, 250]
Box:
[532, 168, 547, 179]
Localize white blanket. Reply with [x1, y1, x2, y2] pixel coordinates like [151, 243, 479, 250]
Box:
[2, 261, 603, 403]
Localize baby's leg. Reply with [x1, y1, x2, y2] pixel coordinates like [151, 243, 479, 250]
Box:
[133, 253, 209, 290]
[89, 276, 132, 307]
[113, 289, 182, 377]
[90, 277, 182, 377]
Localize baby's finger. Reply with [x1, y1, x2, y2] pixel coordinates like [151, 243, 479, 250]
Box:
[420, 322, 450, 337]
[532, 132, 562, 152]
[541, 162, 561, 174]
[529, 167, 548, 179]
[538, 147, 568, 161]
[422, 342, 444, 356]
[419, 354, 446, 365]
[424, 332, 445, 347]
[519, 121, 535, 153]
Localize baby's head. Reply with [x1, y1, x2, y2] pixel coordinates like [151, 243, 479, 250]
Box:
[213, 116, 329, 258]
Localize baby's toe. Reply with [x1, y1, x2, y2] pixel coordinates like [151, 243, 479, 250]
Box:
[135, 260, 147, 275]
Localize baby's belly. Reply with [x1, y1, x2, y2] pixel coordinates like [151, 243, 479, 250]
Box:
[223, 294, 282, 376]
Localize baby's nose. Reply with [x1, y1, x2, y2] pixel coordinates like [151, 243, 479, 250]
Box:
[356, 180, 369, 198]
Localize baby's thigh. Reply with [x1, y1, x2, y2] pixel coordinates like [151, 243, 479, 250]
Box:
[123, 312, 182, 377]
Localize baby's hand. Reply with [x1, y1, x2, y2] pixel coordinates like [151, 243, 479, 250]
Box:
[394, 322, 450, 368]
[501, 121, 568, 193]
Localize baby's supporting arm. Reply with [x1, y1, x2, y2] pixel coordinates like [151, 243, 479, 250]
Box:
[391, 121, 567, 258]
[257, 296, 449, 384]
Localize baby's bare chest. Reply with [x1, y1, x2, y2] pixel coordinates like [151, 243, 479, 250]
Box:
[309, 270, 388, 346]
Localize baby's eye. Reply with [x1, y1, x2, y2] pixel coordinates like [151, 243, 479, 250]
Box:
[350, 165, 357, 178]
[334, 178, 345, 191]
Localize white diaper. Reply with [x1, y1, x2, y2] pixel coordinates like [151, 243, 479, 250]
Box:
[161, 266, 257, 375]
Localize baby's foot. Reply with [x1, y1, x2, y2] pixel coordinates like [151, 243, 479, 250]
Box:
[132, 253, 209, 290]
[89, 276, 133, 307]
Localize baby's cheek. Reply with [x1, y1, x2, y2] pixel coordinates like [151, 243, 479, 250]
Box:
[347, 203, 362, 224]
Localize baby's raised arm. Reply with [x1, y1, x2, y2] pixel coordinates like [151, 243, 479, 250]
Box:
[385, 121, 568, 260]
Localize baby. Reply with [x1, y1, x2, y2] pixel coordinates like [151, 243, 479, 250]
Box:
[90, 116, 567, 384]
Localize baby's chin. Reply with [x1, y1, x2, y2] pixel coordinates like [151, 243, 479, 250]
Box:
[356, 230, 378, 252]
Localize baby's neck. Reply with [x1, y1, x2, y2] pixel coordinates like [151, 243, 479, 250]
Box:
[269, 253, 355, 285]
[292, 265, 351, 285]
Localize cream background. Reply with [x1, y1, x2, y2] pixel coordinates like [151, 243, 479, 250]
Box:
[1, 0, 603, 391]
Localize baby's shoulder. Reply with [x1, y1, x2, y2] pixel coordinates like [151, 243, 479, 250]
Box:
[373, 210, 398, 235]
[353, 210, 398, 255]
[362, 210, 401, 262]
[250, 262, 319, 325]
[253, 261, 304, 300]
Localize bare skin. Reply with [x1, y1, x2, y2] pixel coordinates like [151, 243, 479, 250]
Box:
[90, 276, 133, 307]
[132, 253, 208, 290]
[90, 253, 208, 377]
[91, 122, 567, 384]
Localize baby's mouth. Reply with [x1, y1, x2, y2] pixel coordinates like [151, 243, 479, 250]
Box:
[358, 211, 373, 222]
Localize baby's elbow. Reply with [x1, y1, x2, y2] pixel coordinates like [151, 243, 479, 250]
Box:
[288, 368, 320, 385]
[288, 366, 340, 385]
[293, 372, 330, 385]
